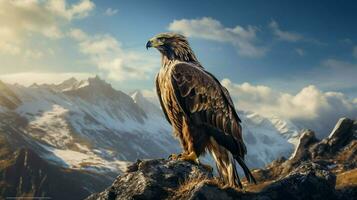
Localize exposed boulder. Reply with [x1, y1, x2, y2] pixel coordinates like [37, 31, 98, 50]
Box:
[87, 118, 357, 200]
[257, 162, 337, 200]
[311, 118, 356, 159]
[290, 129, 319, 164]
[86, 159, 212, 200]
[86, 159, 341, 200]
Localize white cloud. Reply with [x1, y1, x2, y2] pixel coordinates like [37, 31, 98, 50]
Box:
[68, 28, 89, 40]
[269, 20, 302, 42]
[0, 0, 94, 57]
[221, 79, 357, 136]
[168, 17, 267, 57]
[104, 8, 118, 16]
[322, 58, 355, 69]
[269, 20, 326, 45]
[69, 29, 159, 81]
[46, 0, 95, 20]
[0, 72, 93, 86]
[353, 46, 357, 59]
[24, 49, 44, 59]
[295, 48, 305, 56]
[42, 25, 64, 39]
[79, 35, 120, 55]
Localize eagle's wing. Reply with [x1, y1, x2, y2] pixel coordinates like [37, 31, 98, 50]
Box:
[170, 62, 246, 157]
[155, 74, 171, 125]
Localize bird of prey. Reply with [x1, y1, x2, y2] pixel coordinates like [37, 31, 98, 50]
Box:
[146, 32, 256, 188]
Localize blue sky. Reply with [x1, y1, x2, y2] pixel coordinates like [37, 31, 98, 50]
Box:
[87, 0, 357, 96]
[0, 0, 356, 100]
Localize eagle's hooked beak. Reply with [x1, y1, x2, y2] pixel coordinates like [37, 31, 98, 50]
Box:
[146, 40, 152, 50]
[146, 37, 164, 50]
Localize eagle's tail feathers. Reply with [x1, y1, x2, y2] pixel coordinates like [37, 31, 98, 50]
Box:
[235, 156, 257, 184]
[230, 153, 243, 188]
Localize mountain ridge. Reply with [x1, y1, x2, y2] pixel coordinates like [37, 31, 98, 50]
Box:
[0, 76, 318, 199]
[0, 76, 304, 172]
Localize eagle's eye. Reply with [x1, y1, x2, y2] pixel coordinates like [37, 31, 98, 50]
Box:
[158, 37, 166, 43]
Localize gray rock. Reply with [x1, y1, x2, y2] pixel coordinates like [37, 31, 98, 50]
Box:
[86, 160, 342, 200]
[86, 118, 357, 200]
[290, 130, 319, 164]
[258, 162, 337, 200]
[86, 159, 212, 200]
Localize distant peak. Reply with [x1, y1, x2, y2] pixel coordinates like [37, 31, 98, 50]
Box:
[87, 76, 111, 87]
[58, 77, 79, 86]
[88, 75, 103, 81]
[64, 77, 78, 83]
[131, 90, 144, 101]
[29, 83, 40, 88]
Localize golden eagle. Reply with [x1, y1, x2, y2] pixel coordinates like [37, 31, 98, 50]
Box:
[146, 32, 256, 188]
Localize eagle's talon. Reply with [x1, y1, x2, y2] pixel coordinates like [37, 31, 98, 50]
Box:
[168, 153, 178, 160]
[178, 151, 199, 164]
[168, 153, 183, 160]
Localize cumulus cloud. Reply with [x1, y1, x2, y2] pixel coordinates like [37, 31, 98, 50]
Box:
[0, 0, 94, 57]
[269, 20, 302, 42]
[269, 20, 326, 45]
[221, 79, 357, 137]
[323, 58, 355, 69]
[68, 28, 89, 40]
[46, 0, 95, 20]
[104, 8, 118, 16]
[168, 17, 267, 57]
[69, 28, 159, 81]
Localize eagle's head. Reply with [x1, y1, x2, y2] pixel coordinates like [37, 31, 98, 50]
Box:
[146, 32, 197, 62]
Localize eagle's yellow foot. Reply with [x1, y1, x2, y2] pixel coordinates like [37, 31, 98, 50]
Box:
[168, 153, 181, 160]
[178, 151, 199, 164]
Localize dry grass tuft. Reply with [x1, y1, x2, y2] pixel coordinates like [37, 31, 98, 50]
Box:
[336, 168, 357, 189]
[169, 176, 223, 199]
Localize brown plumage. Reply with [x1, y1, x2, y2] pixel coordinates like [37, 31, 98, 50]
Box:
[147, 32, 256, 188]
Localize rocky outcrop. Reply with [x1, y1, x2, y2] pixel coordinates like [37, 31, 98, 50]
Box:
[86, 159, 212, 200]
[290, 129, 319, 163]
[87, 118, 357, 200]
[0, 80, 22, 110]
[0, 148, 110, 200]
[86, 159, 341, 200]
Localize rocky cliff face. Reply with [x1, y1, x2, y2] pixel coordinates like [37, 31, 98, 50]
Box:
[87, 118, 357, 200]
[0, 148, 110, 200]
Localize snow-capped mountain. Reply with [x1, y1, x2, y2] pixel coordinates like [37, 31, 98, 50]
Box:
[0, 76, 301, 176]
[0, 76, 178, 174]
[239, 111, 299, 167]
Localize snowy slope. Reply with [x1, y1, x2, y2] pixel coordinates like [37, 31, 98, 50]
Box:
[0, 77, 179, 175]
[239, 111, 297, 167]
[0, 76, 301, 175]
